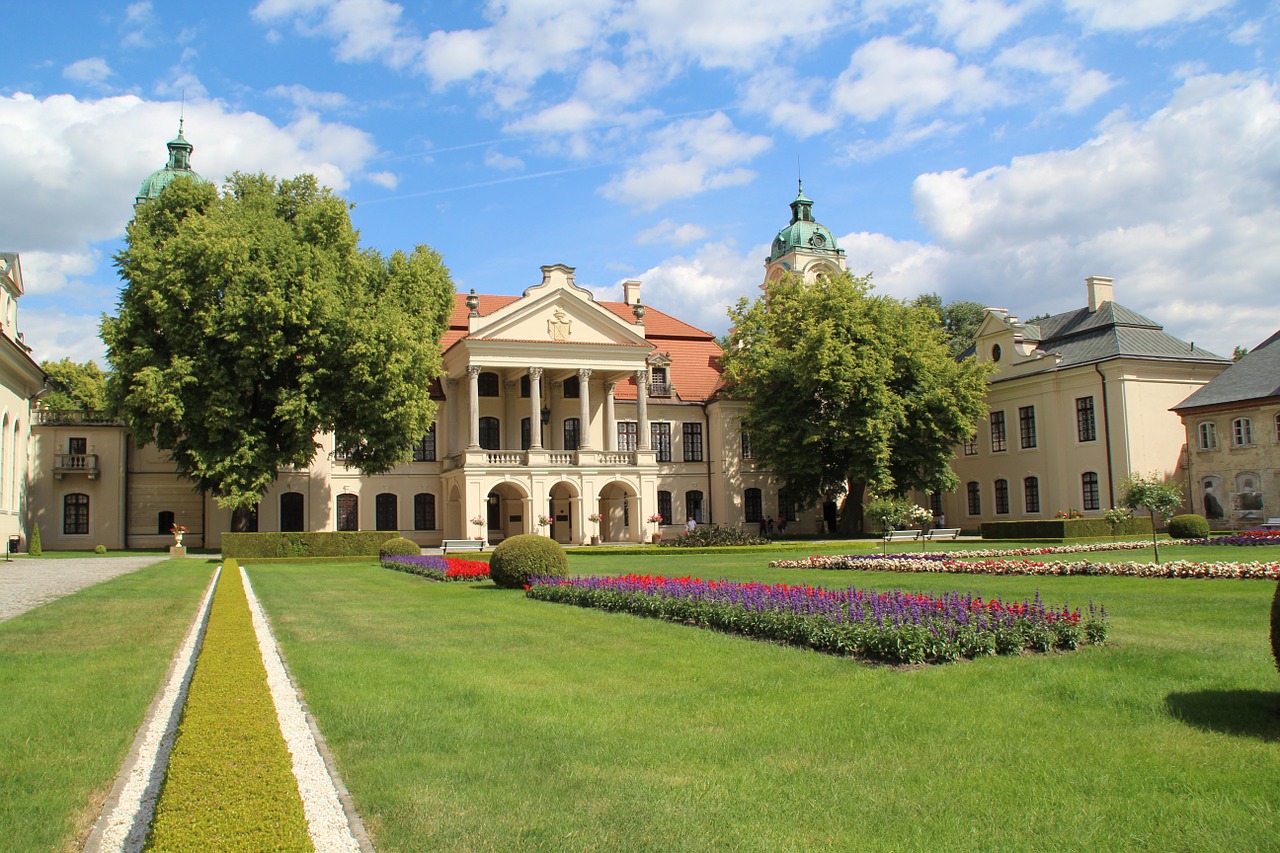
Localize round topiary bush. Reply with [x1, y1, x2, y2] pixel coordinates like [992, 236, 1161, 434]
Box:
[1167, 513, 1210, 539]
[379, 537, 420, 557]
[489, 534, 568, 589]
[94, 544, 107, 555]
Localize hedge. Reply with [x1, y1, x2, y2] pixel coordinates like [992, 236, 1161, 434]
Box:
[221, 531, 400, 559]
[980, 517, 1152, 541]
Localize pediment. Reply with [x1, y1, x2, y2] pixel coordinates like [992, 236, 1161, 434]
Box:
[468, 288, 651, 348]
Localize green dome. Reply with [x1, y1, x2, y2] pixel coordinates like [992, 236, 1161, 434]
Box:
[135, 119, 208, 206]
[768, 182, 843, 264]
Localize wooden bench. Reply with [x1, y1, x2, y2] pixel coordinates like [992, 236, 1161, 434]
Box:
[882, 529, 922, 542]
[924, 528, 961, 541]
[1262, 518, 1280, 530]
[442, 539, 484, 554]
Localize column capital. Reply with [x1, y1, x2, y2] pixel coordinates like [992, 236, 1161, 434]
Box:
[605, 382, 617, 396]
[466, 365, 483, 378]
[577, 367, 593, 380]
[528, 366, 543, 379]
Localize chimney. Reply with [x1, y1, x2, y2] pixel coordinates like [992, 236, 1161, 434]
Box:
[1085, 276, 1113, 313]
[623, 279, 642, 306]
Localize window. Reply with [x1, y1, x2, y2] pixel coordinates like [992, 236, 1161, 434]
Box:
[994, 479, 1010, 514]
[64, 493, 89, 535]
[1275, 412, 1280, 442]
[966, 482, 981, 516]
[333, 434, 353, 462]
[411, 426, 436, 462]
[336, 493, 359, 531]
[962, 434, 978, 456]
[685, 490, 704, 524]
[1024, 477, 1040, 514]
[652, 422, 671, 462]
[1082, 472, 1100, 511]
[521, 417, 532, 450]
[1232, 417, 1253, 447]
[563, 417, 580, 451]
[1076, 397, 1097, 442]
[375, 493, 398, 531]
[280, 492, 305, 532]
[649, 367, 671, 395]
[929, 493, 943, 518]
[989, 411, 1007, 452]
[563, 375, 579, 398]
[68, 436, 87, 455]
[479, 417, 501, 450]
[682, 422, 704, 462]
[657, 491, 672, 525]
[744, 488, 763, 523]
[778, 490, 797, 522]
[414, 493, 436, 530]
[1019, 406, 1037, 449]
[1198, 422, 1218, 450]
[158, 511, 175, 535]
[741, 430, 753, 460]
[520, 374, 531, 398]
[618, 421, 637, 452]
[477, 371, 500, 397]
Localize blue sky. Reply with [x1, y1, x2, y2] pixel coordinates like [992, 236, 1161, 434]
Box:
[4, 0, 1277, 365]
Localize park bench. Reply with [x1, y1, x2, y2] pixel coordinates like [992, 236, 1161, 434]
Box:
[923, 528, 961, 541]
[442, 539, 485, 554]
[882, 529, 921, 543]
[1262, 518, 1280, 530]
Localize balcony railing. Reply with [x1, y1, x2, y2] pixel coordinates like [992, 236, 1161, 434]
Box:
[648, 382, 674, 397]
[34, 409, 124, 426]
[54, 453, 99, 479]
[453, 449, 654, 469]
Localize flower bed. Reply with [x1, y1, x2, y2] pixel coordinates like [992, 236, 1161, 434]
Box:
[771, 554, 1280, 580]
[526, 574, 1108, 666]
[382, 554, 490, 582]
[1184, 531, 1280, 546]
[771, 541, 1152, 569]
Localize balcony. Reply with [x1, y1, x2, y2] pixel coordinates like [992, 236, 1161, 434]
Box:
[34, 409, 124, 426]
[54, 454, 99, 480]
[445, 448, 655, 472]
[648, 382, 674, 398]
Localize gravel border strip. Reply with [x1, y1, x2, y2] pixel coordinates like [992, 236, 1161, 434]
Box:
[241, 566, 370, 852]
[82, 566, 222, 853]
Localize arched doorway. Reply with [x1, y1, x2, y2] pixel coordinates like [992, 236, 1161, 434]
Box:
[485, 481, 529, 543]
[547, 481, 580, 544]
[597, 480, 639, 543]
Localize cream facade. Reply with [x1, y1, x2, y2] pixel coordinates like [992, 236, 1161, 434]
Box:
[936, 276, 1230, 530]
[0, 254, 46, 551]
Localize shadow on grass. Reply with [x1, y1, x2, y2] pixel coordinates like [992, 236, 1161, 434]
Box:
[1164, 689, 1280, 742]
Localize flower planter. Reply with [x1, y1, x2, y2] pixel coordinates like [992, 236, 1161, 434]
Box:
[651, 533, 661, 544]
[590, 536, 600, 546]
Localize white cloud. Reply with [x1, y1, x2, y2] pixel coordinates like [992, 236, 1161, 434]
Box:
[630, 240, 767, 334]
[832, 37, 1005, 123]
[601, 112, 772, 209]
[995, 37, 1116, 114]
[20, 308, 108, 365]
[63, 58, 114, 87]
[268, 84, 350, 111]
[1063, 0, 1232, 31]
[636, 219, 710, 247]
[929, 0, 1031, 51]
[484, 149, 525, 171]
[365, 170, 398, 189]
[845, 74, 1280, 358]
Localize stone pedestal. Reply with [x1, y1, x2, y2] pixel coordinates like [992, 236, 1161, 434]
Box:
[169, 545, 187, 558]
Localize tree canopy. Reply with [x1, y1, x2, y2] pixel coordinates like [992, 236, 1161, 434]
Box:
[722, 272, 991, 532]
[40, 358, 107, 411]
[911, 292, 987, 359]
[102, 173, 455, 510]
[1120, 472, 1184, 563]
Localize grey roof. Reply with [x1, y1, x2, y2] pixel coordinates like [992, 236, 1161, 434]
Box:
[1024, 301, 1226, 369]
[1173, 328, 1280, 411]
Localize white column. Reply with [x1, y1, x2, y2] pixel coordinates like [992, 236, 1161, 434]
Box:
[504, 378, 517, 450]
[445, 379, 458, 456]
[528, 367, 543, 450]
[605, 382, 617, 451]
[467, 365, 481, 449]
[577, 368, 593, 450]
[636, 369, 650, 450]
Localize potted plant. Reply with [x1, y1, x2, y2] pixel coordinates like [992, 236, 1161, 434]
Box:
[587, 512, 603, 545]
[536, 514, 554, 536]
[469, 515, 486, 540]
[170, 523, 187, 546]
[647, 513, 663, 544]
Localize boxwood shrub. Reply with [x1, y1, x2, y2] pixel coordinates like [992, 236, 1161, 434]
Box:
[222, 531, 399, 559]
[379, 536, 421, 557]
[1167, 514, 1210, 539]
[980, 516, 1152, 541]
[489, 534, 568, 589]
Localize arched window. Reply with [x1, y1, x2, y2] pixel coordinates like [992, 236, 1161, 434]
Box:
[0, 414, 8, 510]
[1275, 412, 1280, 442]
[414, 493, 436, 530]
[1232, 417, 1253, 446]
[336, 493, 359, 531]
[744, 488, 763, 522]
[280, 492, 305, 532]
[64, 493, 89, 535]
[10, 419, 19, 513]
[657, 491, 672, 525]
[479, 417, 501, 450]
[477, 371, 500, 397]
[685, 490, 704, 524]
[1081, 472, 1100, 510]
[158, 511, 175, 535]
[1198, 422, 1218, 450]
[1024, 477, 1040, 514]
[375, 493, 398, 531]
[994, 479, 1010, 514]
[563, 417, 580, 451]
[966, 482, 981, 516]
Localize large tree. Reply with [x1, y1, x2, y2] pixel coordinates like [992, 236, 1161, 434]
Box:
[40, 358, 107, 411]
[102, 173, 455, 511]
[911, 292, 987, 359]
[722, 272, 991, 533]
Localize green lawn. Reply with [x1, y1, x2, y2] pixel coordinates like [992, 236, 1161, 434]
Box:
[0, 559, 214, 853]
[248, 547, 1280, 852]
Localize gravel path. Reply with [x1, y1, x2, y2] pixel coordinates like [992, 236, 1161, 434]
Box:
[0, 556, 171, 622]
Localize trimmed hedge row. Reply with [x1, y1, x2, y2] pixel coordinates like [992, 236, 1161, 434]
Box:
[980, 517, 1152, 541]
[222, 530, 399, 559]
